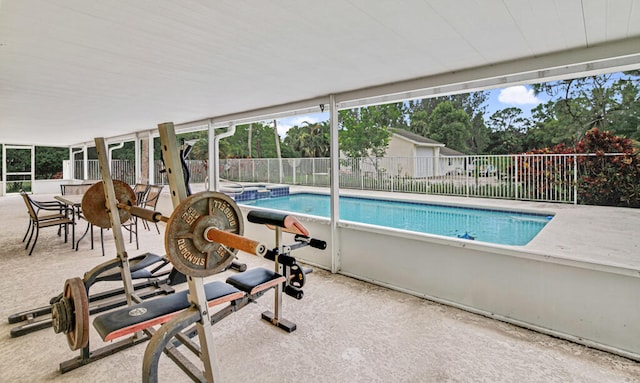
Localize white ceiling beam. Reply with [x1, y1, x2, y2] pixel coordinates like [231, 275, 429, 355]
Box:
[335, 36, 640, 109]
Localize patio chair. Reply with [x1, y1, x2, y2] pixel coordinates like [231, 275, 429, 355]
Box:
[133, 183, 150, 206]
[140, 184, 163, 234]
[20, 190, 74, 256]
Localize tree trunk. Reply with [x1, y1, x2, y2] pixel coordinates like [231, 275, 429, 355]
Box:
[248, 123, 252, 158]
[273, 119, 283, 183]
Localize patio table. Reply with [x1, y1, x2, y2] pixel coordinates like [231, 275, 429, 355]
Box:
[55, 194, 104, 255]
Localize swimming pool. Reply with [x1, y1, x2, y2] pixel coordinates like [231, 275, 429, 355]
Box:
[239, 193, 551, 246]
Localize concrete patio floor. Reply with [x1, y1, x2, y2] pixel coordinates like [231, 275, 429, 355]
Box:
[1, 191, 639, 382]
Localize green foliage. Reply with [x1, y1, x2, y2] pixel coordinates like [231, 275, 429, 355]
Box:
[283, 121, 330, 158]
[338, 104, 399, 158]
[2, 146, 67, 180]
[574, 128, 640, 207]
[219, 122, 280, 158]
[484, 107, 531, 154]
[532, 72, 640, 143]
[110, 141, 135, 162]
[427, 101, 472, 153]
[528, 128, 640, 207]
[406, 93, 489, 154]
[4, 147, 30, 173]
[35, 146, 67, 179]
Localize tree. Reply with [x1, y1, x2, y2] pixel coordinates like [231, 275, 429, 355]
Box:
[406, 92, 489, 153]
[526, 101, 580, 150]
[487, 107, 530, 132]
[426, 101, 472, 152]
[296, 121, 330, 158]
[247, 123, 253, 158]
[218, 122, 280, 158]
[273, 120, 283, 182]
[338, 105, 396, 158]
[35, 146, 68, 179]
[484, 107, 531, 154]
[525, 128, 640, 207]
[533, 72, 640, 142]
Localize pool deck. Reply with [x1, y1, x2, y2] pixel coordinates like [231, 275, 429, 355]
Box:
[1, 189, 639, 382]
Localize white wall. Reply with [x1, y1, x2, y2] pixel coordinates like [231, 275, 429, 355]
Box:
[241, 208, 640, 362]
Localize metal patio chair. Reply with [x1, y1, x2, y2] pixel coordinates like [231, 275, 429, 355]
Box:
[20, 190, 74, 256]
[140, 184, 163, 234]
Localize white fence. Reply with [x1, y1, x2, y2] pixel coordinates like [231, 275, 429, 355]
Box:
[72, 159, 135, 185]
[219, 155, 580, 204]
[77, 153, 631, 204]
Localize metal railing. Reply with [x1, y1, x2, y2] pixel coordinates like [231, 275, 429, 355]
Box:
[73, 159, 135, 185]
[217, 155, 581, 203]
[76, 153, 632, 204]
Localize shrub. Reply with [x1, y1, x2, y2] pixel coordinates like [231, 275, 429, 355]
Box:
[526, 128, 640, 207]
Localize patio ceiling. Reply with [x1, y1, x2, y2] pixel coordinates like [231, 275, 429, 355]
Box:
[1, 0, 640, 147]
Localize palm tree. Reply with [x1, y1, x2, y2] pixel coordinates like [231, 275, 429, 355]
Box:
[299, 121, 330, 157]
[273, 120, 283, 182]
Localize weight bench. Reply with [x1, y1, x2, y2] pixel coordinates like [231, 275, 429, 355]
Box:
[8, 253, 174, 338]
[93, 268, 285, 342]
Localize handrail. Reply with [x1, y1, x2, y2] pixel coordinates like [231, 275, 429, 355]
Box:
[219, 178, 245, 196]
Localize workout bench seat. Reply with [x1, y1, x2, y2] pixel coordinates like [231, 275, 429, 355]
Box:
[226, 267, 285, 295]
[93, 268, 285, 342]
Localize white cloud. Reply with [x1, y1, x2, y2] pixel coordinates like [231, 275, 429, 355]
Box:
[273, 113, 329, 137]
[498, 85, 540, 105]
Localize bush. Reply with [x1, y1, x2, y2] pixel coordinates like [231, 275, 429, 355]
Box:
[528, 128, 640, 207]
[574, 129, 640, 207]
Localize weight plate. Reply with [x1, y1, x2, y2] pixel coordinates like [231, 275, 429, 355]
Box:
[82, 180, 136, 228]
[165, 192, 243, 277]
[63, 277, 89, 350]
[51, 297, 71, 334]
[289, 263, 306, 288]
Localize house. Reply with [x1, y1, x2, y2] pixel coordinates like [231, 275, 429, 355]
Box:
[385, 129, 466, 178]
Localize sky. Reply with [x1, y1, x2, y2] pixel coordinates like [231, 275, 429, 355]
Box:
[487, 84, 549, 117]
[273, 84, 548, 137]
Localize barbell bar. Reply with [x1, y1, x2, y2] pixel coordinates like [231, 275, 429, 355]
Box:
[81, 182, 266, 277]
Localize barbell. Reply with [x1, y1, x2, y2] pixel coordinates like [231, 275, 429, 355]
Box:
[81, 182, 266, 277]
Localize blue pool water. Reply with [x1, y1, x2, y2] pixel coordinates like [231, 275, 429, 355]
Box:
[240, 193, 552, 246]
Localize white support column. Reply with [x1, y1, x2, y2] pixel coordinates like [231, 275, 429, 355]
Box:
[70, 147, 84, 180]
[30, 145, 35, 186]
[208, 120, 216, 191]
[135, 134, 141, 184]
[68, 147, 73, 179]
[148, 132, 155, 185]
[2, 144, 5, 195]
[83, 145, 88, 181]
[329, 94, 340, 273]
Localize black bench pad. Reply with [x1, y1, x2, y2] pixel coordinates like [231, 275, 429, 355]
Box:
[94, 253, 166, 282]
[226, 267, 285, 295]
[94, 281, 242, 341]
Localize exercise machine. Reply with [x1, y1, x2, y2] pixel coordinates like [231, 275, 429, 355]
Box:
[51, 123, 325, 381]
[7, 252, 173, 338]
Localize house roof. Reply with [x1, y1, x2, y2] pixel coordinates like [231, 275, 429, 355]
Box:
[391, 128, 467, 156]
[391, 128, 444, 146]
[440, 147, 467, 157]
[1, 1, 640, 147]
